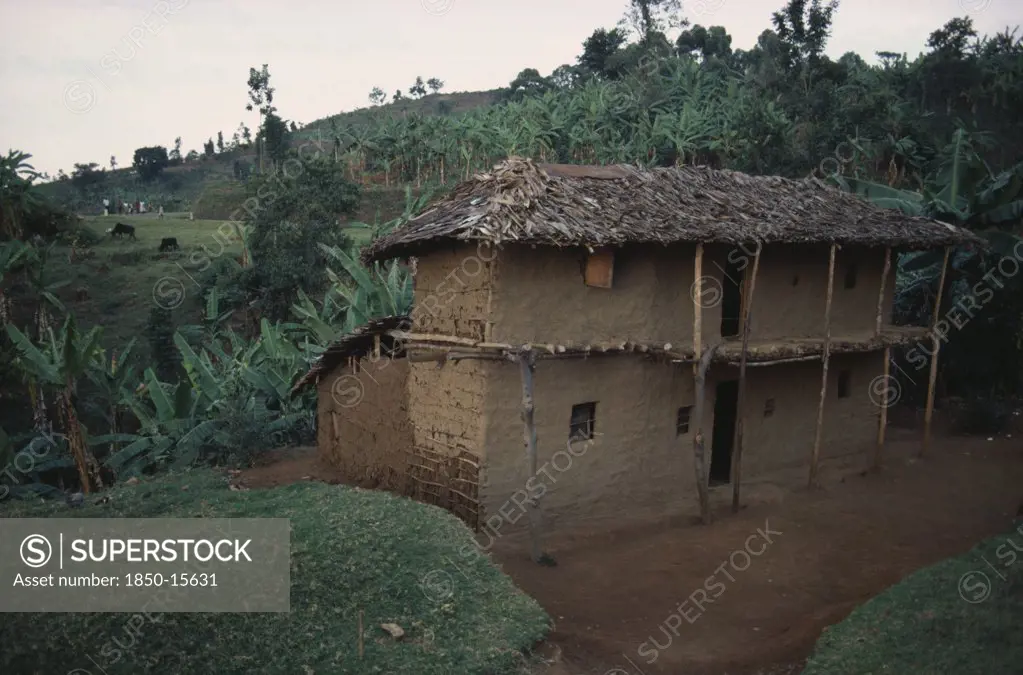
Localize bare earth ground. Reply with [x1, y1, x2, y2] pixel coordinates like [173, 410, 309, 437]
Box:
[240, 425, 1023, 675]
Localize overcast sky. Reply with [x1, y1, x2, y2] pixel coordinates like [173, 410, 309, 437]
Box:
[1, 0, 1017, 176]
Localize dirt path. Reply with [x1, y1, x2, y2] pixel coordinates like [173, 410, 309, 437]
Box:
[238, 446, 349, 489]
[496, 429, 1023, 675]
[239, 430, 1021, 675]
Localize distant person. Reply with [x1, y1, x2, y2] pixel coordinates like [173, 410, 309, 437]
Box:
[135, 200, 140, 213]
[158, 205, 164, 219]
[140, 201, 146, 214]
[102, 198, 109, 216]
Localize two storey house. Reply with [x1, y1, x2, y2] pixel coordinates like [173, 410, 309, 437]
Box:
[293, 158, 979, 542]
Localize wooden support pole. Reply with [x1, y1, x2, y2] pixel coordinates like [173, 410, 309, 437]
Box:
[922, 246, 952, 457]
[731, 242, 761, 513]
[873, 347, 891, 471]
[809, 244, 838, 489]
[693, 243, 704, 371]
[517, 349, 546, 562]
[692, 342, 721, 525]
[357, 609, 364, 659]
[876, 247, 892, 336]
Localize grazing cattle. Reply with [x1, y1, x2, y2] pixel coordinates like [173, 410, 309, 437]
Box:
[109, 222, 136, 240]
[159, 237, 179, 252]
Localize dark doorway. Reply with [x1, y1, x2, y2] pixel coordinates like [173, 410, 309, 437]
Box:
[710, 380, 739, 485]
[719, 249, 744, 337]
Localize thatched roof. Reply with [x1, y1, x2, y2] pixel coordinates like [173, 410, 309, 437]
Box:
[290, 315, 409, 394]
[362, 157, 981, 262]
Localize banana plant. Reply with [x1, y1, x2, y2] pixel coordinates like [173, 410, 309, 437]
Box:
[108, 368, 218, 475]
[5, 315, 105, 493]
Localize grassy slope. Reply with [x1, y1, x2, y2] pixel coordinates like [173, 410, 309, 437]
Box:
[801, 524, 1023, 674]
[0, 470, 549, 674]
[41, 214, 243, 354]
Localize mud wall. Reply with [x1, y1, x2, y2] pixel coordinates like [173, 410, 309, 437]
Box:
[488, 243, 722, 348]
[404, 359, 490, 526]
[748, 245, 896, 340]
[480, 356, 703, 534]
[484, 243, 895, 349]
[713, 351, 885, 478]
[316, 357, 414, 491]
[410, 243, 496, 341]
[478, 352, 883, 533]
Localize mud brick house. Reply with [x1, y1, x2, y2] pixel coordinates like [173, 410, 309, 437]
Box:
[293, 157, 979, 552]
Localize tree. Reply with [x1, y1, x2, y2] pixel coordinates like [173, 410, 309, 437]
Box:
[109, 155, 117, 171]
[203, 138, 215, 158]
[6, 316, 106, 493]
[169, 137, 182, 164]
[393, 89, 404, 101]
[185, 150, 199, 163]
[132, 146, 169, 181]
[771, 0, 840, 70]
[240, 123, 252, 146]
[243, 157, 360, 320]
[369, 87, 387, 106]
[502, 68, 551, 101]
[409, 76, 427, 99]
[216, 131, 225, 153]
[578, 28, 629, 79]
[71, 162, 105, 190]
[677, 25, 733, 60]
[246, 64, 277, 172]
[426, 78, 444, 94]
[550, 64, 580, 88]
[0, 150, 43, 239]
[619, 0, 683, 43]
[260, 113, 290, 171]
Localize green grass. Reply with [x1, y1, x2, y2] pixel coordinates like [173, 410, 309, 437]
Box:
[0, 470, 550, 674]
[801, 523, 1023, 674]
[50, 215, 244, 355]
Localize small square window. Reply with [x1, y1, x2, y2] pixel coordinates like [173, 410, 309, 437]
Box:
[570, 402, 596, 440]
[677, 406, 692, 435]
[844, 264, 857, 289]
[764, 398, 775, 417]
[838, 370, 852, 398]
[584, 249, 614, 288]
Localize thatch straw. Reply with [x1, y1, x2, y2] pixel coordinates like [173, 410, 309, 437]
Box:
[362, 157, 981, 263]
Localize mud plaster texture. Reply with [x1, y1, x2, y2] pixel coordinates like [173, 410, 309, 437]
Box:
[317, 242, 893, 531]
[316, 357, 413, 491]
[489, 243, 896, 345]
[480, 351, 884, 536]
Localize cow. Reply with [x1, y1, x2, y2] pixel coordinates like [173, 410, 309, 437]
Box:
[109, 222, 136, 240]
[159, 237, 179, 252]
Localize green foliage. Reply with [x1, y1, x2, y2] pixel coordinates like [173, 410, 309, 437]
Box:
[144, 306, 181, 383]
[70, 162, 105, 191]
[0, 470, 551, 675]
[243, 157, 359, 320]
[1, 150, 43, 239]
[131, 146, 169, 181]
[803, 525, 1023, 674]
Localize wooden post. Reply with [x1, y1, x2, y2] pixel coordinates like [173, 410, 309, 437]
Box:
[731, 242, 761, 513]
[922, 247, 952, 457]
[693, 243, 704, 370]
[517, 348, 545, 562]
[873, 347, 891, 470]
[876, 247, 892, 336]
[357, 609, 364, 658]
[692, 342, 721, 525]
[809, 244, 838, 489]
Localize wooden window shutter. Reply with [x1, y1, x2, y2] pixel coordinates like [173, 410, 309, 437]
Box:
[584, 248, 614, 288]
